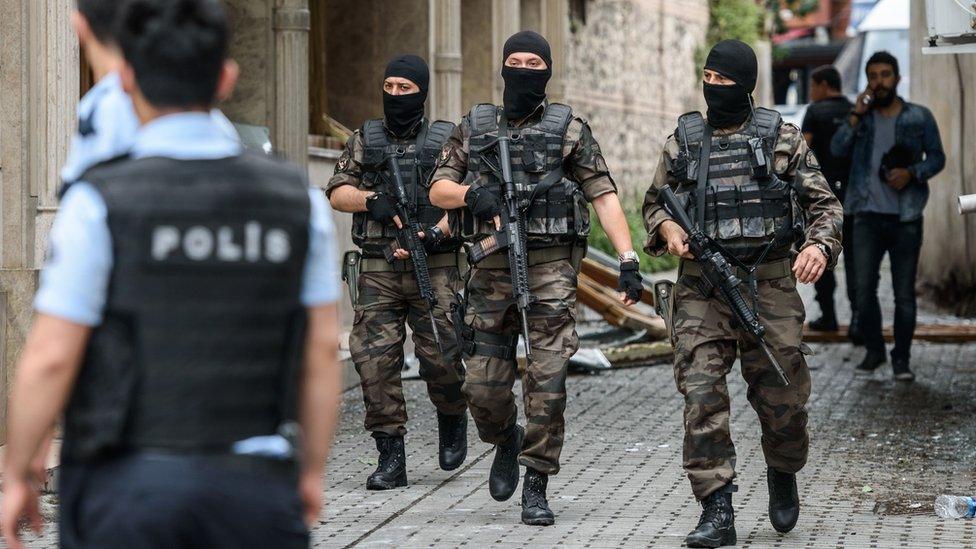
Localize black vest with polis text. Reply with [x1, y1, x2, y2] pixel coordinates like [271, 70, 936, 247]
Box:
[673, 108, 800, 265]
[464, 103, 590, 249]
[352, 118, 459, 258]
[62, 153, 311, 463]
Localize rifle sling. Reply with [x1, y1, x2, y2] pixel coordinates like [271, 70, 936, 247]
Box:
[695, 124, 713, 232]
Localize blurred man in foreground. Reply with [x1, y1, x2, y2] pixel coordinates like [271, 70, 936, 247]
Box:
[2, 1, 341, 547]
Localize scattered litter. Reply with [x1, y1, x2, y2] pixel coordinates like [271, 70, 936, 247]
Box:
[868, 433, 879, 438]
[862, 485, 874, 493]
[658, 444, 670, 448]
[358, 456, 378, 466]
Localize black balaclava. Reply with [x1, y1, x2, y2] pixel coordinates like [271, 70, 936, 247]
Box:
[501, 31, 552, 121]
[383, 54, 429, 137]
[703, 39, 758, 129]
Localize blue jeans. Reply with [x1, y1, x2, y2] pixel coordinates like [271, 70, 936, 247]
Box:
[852, 213, 923, 362]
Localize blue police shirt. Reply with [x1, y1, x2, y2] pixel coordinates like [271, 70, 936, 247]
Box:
[36, 113, 340, 458]
[60, 72, 240, 184]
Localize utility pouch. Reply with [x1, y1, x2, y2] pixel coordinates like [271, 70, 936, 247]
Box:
[342, 250, 362, 307]
[748, 136, 771, 179]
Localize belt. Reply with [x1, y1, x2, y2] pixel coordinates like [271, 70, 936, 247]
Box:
[679, 257, 793, 281]
[475, 246, 573, 269]
[360, 252, 457, 273]
[130, 450, 298, 482]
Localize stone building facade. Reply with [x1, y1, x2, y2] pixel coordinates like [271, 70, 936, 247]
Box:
[564, 0, 708, 199]
[0, 0, 707, 441]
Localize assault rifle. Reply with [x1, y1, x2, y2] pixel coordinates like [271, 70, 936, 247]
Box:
[385, 147, 442, 352]
[471, 127, 535, 358]
[657, 185, 790, 386]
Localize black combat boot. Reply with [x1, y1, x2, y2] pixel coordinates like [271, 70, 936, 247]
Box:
[685, 484, 736, 548]
[437, 412, 468, 471]
[767, 467, 799, 533]
[366, 435, 407, 490]
[521, 468, 555, 526]
[855, 349, 886, 375]
[488, 425, 524, 501]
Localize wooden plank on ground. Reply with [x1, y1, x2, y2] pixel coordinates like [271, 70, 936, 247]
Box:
[804, 324, 976, 344]
[577, 274, 668, 338]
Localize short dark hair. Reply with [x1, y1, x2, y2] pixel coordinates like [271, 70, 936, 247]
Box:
[811, 65, 841, 91]
[77, 0, 121, 44]
[865, 50, 899, 77]
[117, 0, 229, 108]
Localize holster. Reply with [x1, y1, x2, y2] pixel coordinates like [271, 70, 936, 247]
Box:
[450, 294, 517, 360]
[654, 280, 676, 346]
[341, 250, 361, 307]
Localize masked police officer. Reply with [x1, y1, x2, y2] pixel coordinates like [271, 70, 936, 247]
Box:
[327, 55, 468, 490]
[642, 40, 842, 547]
[430, 31, 644, 526]
[2, 1, 342, 548]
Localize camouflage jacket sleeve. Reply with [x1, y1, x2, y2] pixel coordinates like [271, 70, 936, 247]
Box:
[774, 123, 844, 267]
[430, 117, 471, 185]
[325, 131, 365, 198]
[565, 118, 617, 201]
[641, 136, 681, 257]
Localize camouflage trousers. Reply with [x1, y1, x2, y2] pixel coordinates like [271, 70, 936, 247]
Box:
[670, 272, 813, 500]
[349, 267, 466, 438]
[461, 259, 580, 475]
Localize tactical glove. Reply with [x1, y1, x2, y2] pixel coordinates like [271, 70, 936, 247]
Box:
[617, 260, 644, 302]
[366, 192, 398, 225]
[465, 186, 502, 221]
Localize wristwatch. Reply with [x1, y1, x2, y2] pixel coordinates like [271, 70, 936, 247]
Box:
[619, 251, 640, 264]
[814, 243, 829, 261]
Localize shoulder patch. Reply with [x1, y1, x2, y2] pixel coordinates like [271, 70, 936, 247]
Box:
[440, 147, 451, 162]
[805, 149, 821, 171]
[336, 156, 350, 172]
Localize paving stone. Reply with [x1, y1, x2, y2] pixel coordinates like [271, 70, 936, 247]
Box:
[20, 261, 976, 548]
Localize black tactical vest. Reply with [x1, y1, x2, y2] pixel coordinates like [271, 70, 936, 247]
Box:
[464, 103, 590, 249]
[352, 118, 459, 257]
[674, 108, 800, 265]
[61, 154, 311, 463]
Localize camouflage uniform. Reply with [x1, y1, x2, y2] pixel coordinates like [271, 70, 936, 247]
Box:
[432, 103, 616, 475]
[642, 117, 843, 500]
[327, 125, 466, 438]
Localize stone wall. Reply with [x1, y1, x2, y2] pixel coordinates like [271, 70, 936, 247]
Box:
[564, 0, 709, 201]
[909, 0, 976, 315]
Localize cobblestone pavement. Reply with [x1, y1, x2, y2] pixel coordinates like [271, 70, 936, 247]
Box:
[20, 257, 976, 548]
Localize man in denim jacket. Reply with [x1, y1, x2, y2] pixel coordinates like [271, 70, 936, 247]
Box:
[831, 51, 945, 381]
